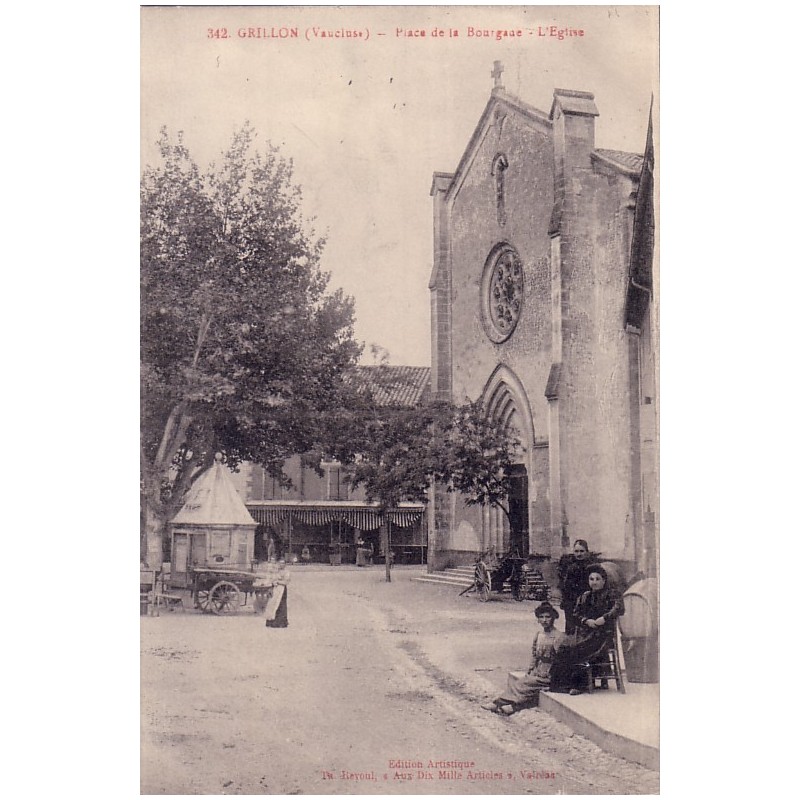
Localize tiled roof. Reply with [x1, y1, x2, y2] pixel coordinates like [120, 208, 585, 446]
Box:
[344, 365, 431, 408]
[593, 148, 644, 175]
[172, 461, 257, 526]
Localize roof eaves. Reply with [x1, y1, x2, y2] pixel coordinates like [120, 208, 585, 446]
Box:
[591, 149, 643, 178]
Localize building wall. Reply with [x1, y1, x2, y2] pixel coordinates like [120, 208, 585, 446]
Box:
[447, 111, 554, 419]
[227, 457, 369, 503]
[558, 162, 638, 561]
[226, 459, 426, 565]
[439, 109, 555, 556]
[432, 90, 650, 575]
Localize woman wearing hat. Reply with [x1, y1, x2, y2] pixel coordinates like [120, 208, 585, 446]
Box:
[549, 564, 624, 695]
[481, 601, 566, 715]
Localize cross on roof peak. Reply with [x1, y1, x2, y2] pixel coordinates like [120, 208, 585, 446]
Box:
[492, 61, 504, 89]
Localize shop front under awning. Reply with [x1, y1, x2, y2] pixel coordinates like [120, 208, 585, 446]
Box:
[246, 502, 425, 530]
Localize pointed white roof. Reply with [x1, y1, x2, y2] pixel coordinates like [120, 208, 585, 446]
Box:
[171, 461, 257, 527]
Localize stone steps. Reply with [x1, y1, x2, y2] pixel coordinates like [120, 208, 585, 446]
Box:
[413, 566, 475, 588]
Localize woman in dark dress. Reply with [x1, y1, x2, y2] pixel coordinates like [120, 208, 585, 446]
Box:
[265, 584, 288, 627]
[265, 564, 289, 628]
[356, 537, 370, 567]
[558, 539, 593, 636]
[549, 564, 624, 695]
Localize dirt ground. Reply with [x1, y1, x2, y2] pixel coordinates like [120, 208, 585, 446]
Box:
[141, 566, 659, 795]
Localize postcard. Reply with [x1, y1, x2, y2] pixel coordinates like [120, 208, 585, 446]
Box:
[141, 5, 659, 795]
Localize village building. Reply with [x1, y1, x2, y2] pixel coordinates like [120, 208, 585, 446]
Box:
[227, 365, 432, 565]
[427, 64, 657, 583]
[169, 458, 258, 587]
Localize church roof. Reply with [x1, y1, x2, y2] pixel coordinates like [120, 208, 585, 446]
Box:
[344, 365, 431, 408]
[593, 148, 644, 177]
[171, 460, 257, 526]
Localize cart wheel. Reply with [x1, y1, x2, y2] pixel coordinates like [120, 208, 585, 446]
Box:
[195, 588, 212, 612]
[209, 581, 240, 615]
[475, 563, 491, 602]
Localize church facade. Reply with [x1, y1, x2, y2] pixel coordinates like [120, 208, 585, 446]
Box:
[428, 67, 657, 582]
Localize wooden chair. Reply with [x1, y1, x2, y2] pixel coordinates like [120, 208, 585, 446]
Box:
[153, 565, 185, 613]
[140, 569, 157, 616]
[584, 627, 626, 694]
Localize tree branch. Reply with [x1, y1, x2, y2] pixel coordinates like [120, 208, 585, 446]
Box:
[154, 400, 191, 473]
[165, 450, 210, 519]
[152, 310, 213, 475]
[191, 310, 213, 370]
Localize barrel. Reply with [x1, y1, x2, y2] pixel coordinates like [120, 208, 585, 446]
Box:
[619, 578, 658, 638]
[619, 578, 659, 683]
[598, 560, 624, 591]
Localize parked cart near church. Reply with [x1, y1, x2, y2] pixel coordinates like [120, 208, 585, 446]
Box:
[461, 550, 550, 602]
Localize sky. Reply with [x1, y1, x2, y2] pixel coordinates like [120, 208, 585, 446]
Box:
[141, 5, 659, 367]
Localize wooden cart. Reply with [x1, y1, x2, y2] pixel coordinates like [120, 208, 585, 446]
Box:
[460, 552, 550, 602]
[191, 567, 274, 615]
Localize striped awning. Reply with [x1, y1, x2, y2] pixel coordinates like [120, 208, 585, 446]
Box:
[247, 504, 424, 530]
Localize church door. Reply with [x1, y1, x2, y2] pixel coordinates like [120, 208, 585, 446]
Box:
[507, 464, 529, 556]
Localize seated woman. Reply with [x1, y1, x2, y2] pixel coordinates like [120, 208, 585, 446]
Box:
[549, 564, 624, 695]
[481, 602, 566, 715]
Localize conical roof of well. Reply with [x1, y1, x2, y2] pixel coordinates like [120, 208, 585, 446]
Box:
[171, 461, 257, 526]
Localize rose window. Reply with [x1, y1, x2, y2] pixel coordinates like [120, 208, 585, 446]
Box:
[481, 246, 524, 342]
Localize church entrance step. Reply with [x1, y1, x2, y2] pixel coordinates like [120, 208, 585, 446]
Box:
[413, 565, 476, 588]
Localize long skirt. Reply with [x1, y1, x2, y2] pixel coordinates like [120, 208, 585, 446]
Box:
[494, 671, 548, 706]
[265, 585, 288, 628]
[563, 604, 580, 636]
[356, 547, 370, 567]
[549, 632, 612, 692]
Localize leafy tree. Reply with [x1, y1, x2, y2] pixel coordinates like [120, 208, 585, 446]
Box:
[319, 396, 521, 581]
[441, 400, 523, 528]
[141, 124, 361, 566]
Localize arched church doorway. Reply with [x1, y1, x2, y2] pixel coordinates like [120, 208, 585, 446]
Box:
[483, 364, 537, 557]
[507, 463, 529, 556]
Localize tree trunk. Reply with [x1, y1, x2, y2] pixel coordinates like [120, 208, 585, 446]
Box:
[140, 402, 202, 569]
[381, 518, 391, 583]
[143, 498, 167, 569]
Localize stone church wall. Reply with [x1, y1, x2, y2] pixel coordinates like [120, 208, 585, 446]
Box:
[430, 85, 651, 576]
[558, 165, 637, 562]
[448, 113, 553, 427]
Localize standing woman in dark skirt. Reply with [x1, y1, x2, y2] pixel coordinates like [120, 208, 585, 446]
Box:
[558, 539, 593, 636]
[265, 564, 289, 628]
[549, 564, 624, 695]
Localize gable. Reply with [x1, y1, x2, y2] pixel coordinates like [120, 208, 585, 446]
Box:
[445, 89, 552, 207]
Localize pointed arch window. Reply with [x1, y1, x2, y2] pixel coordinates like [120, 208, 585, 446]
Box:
[492, 153, 509, 227]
